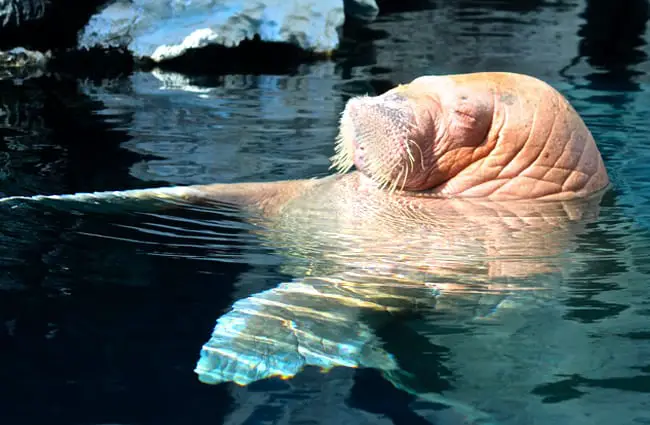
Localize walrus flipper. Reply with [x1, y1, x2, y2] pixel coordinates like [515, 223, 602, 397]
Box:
[0, 186, 206, 214]
[193, 274, 495, 424]
[0, 179, 316, 215]
[194, 275, 410, 386]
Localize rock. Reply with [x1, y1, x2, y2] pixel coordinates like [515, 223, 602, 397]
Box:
[78, 0, 379, 62]
[1, 0, 112, 52]
[0, 47, 50, 81]
[344, 0, 379, 21]
[0, 0, 47, 30]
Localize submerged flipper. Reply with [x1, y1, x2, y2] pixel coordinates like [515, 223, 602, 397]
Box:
[194, 274, 497, 424]
[194, 275, 423, 385]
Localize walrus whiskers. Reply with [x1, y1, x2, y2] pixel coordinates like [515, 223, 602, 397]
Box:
[408, 137, 427, 172]
[375, 159, 400, 191]
[329, 129, 355, 174]
[404, 137, 416, 169]
[389, 169, 402, 195]
[400, 164, 410, 192]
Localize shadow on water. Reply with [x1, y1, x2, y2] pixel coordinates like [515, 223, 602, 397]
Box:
[0, 74, 250, 424]
[2, 1, 650, 425]
[0, 203, 249, 424]
[575, 0, 649, 91]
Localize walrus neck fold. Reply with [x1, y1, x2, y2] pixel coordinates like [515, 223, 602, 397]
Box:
[402, 88, 497, 193]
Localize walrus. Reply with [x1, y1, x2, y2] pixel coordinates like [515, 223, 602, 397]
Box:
[1, 71, 609, 211]
[0, 71, 609, 279]
[0, 72, 610, 424]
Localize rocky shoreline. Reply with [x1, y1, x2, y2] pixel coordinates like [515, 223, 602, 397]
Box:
[0, 0, 380, 81]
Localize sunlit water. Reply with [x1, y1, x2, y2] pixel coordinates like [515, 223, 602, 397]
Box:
[1, 1, 650, 424]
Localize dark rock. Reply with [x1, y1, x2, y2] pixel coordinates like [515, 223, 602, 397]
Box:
[0, 0, 47, 29]
[0, 0, 110, 51]
[0, 47, 49, 81]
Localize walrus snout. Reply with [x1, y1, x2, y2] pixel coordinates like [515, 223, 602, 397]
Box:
[332, 92, 425, 190]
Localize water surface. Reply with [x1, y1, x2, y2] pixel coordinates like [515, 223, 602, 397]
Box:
[1, 1, 650, 424]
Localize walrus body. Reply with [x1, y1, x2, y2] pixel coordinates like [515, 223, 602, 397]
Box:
[0, 72, 611, 423]
[170, 71, 609, 278]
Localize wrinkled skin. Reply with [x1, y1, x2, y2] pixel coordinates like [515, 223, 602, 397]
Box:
[332, 72, 609, 200]
[1, 72, 611, 423]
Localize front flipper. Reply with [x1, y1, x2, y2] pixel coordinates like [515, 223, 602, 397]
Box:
[0, 186, 206, 214]
[0, 178, 318, 215]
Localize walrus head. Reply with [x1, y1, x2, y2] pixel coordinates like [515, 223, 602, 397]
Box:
[331, 77, 495, 193]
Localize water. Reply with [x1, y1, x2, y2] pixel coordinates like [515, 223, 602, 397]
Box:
[1, 0, 650, 424]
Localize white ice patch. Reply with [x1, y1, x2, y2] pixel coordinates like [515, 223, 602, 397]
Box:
[77, 0, 379, 61]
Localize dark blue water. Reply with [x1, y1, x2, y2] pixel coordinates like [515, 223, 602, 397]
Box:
[2, 1, 650, 424]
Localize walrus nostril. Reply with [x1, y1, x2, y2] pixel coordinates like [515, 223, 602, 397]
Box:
[354, 146, 366, 170]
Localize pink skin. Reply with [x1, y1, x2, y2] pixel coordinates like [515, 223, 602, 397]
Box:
[339, 72, 609, 201]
